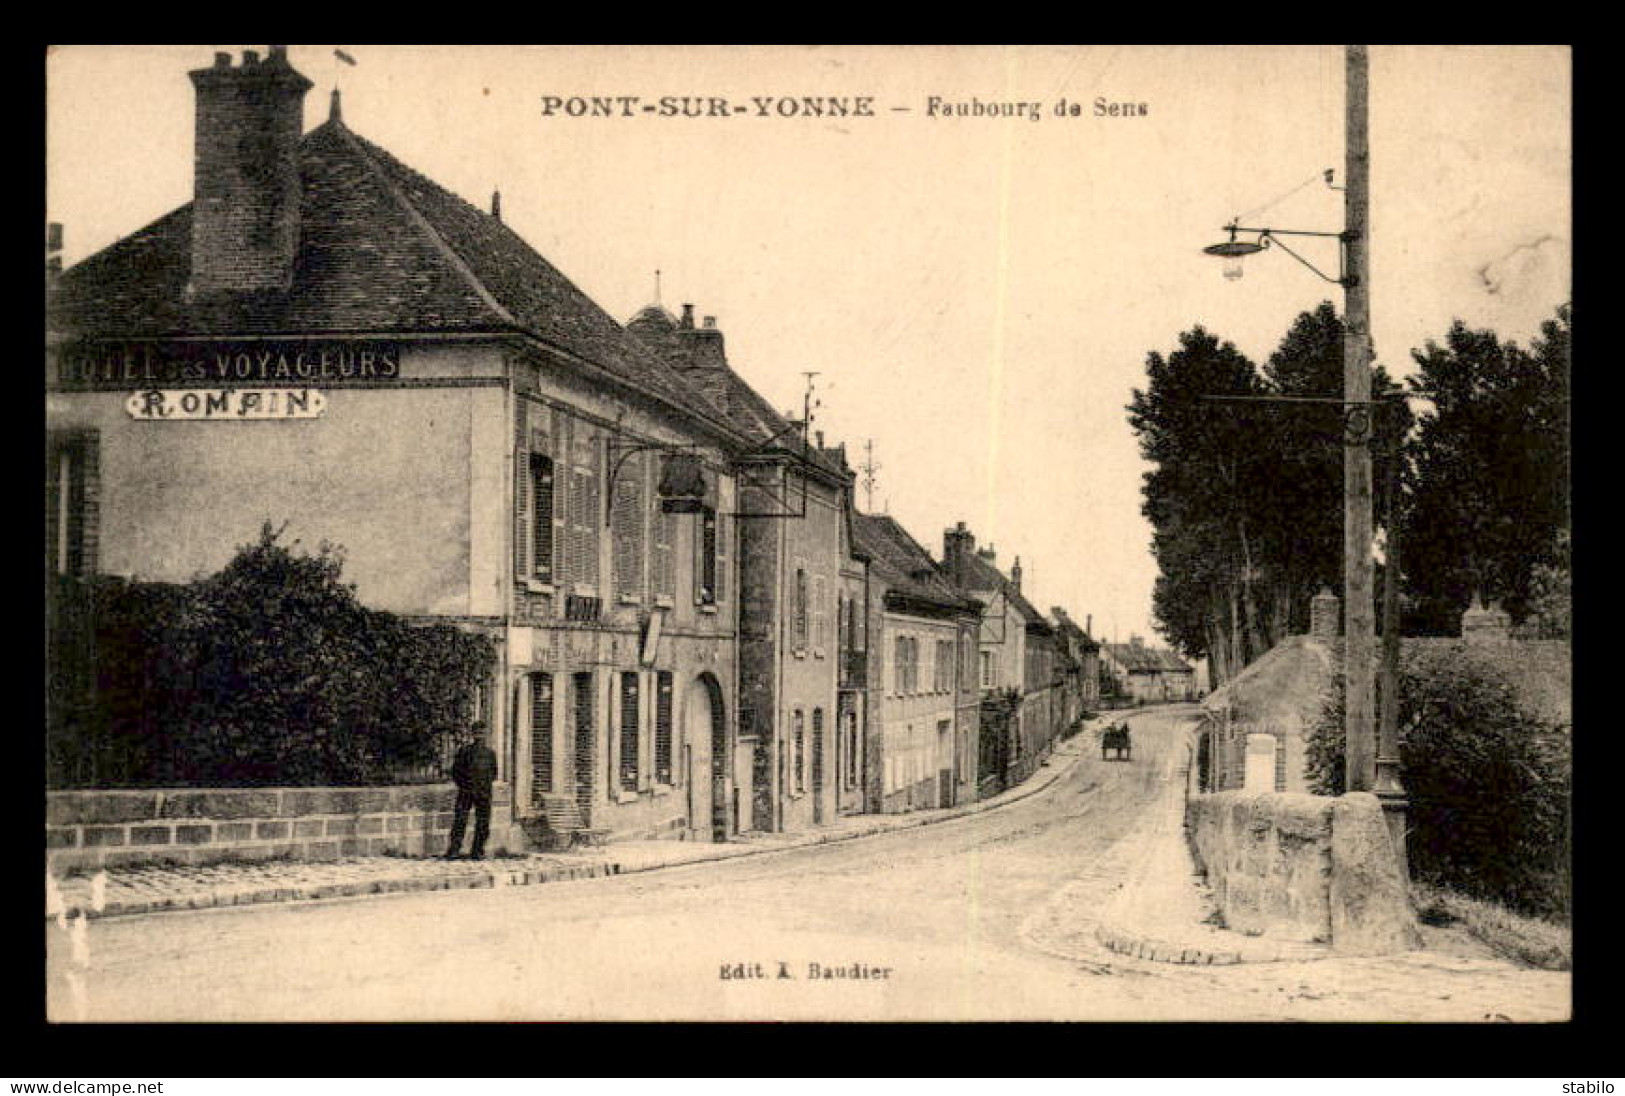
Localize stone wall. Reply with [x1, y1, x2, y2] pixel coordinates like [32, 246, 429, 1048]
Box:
[1186, 790, 1417, 955]
[46, 782, 514, 872]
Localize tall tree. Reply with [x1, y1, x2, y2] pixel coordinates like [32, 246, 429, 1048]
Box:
[1253, 302, 1410, 639]
[1403, 304, 1571, 633]
[1128, 326, 1268, 679]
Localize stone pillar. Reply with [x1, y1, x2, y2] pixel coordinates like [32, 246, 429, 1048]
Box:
[1461, 597, 1511, 644]
[1310, 587, 1341, 643]
[1244, 733, 1278, 792]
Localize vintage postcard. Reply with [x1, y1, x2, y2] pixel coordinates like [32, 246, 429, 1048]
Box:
[44, 45, 1570, 1023]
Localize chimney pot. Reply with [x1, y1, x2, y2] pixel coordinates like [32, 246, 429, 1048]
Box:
[680, 303, 695, 329]
[214, 52, 231, 69]
[703, 315, 716, 329]
[242, 50, 260, 66]
[815, 430, 825, 448]
[268, 45, 288, 63]
[491, 190, 502, 221]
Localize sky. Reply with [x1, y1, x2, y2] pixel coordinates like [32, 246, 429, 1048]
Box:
[45, 45, 1571, 652]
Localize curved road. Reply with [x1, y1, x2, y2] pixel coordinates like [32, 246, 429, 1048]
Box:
[50, 707, 1568, 1022]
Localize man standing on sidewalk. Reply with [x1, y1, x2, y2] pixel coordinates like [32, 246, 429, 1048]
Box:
[445, 723, 498, 860]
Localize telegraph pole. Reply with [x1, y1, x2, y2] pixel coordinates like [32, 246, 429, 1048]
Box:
[1343, 44, 1376, 794]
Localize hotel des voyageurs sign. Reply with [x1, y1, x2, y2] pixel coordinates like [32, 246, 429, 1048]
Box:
[54, 340, 404, 421]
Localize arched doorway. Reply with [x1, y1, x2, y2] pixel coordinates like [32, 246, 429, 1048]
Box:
[685, 673, 729, 842]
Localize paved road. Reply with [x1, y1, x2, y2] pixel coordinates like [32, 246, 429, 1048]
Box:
[47, 709, 1569, 1022]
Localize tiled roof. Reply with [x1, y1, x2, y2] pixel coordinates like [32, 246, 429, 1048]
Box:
[853, 513, 979, 614]
[50, 118, 737, 437]
[1051, 608, 1101, 650]
[956, 550, 1047, 625]
[1105, 642, 1192, 675]
[623, 308, 847, 476]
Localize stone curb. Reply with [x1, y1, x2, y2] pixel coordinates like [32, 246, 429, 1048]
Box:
[1087, 717, 1332, 967]
[59, 860, 620, 921]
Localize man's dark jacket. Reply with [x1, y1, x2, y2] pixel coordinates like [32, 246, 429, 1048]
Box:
[452, 741, 498, 795]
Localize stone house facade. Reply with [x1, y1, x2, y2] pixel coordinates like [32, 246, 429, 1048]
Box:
[46, 48, 754, 855]
[626, 305, 859, 835]
[852, 514, 981, 813]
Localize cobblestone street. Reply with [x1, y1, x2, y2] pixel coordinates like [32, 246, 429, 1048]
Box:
[46, 710, 1569, 1022]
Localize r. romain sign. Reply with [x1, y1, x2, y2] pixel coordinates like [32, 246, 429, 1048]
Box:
[55, 340, 402, 388]
[126, 388, 327, 421]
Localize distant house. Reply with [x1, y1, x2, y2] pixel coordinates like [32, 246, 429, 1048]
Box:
[1051, 607, 1102, 718]
[1101, 636, 1196, 704]
[939, 522, 1066, 793]
[852, 514, 981, 812]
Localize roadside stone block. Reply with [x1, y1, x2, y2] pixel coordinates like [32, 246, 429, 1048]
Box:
[256, 821, 291, 840]
[357, 817, 384, 835]
[175, 825, 214, 845]
[47, 791, 159, 826]
[130, 826, 173, 845]
[325, 818, 358, 837]
[293, 820, 326, 838]
[45, 827, 80, 849]
[1328, 792, 1422, 955]
[160, 790, 281, 820]
[305, 841, 340, 860]
[216, 822, 255, 842]
[83, 826, 128, 848]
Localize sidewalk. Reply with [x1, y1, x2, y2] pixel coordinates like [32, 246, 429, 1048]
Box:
[1092, 720, 1329, 965]
[47, 723, 1097, 923]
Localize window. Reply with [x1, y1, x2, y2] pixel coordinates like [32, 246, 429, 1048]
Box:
[46, 429, 98, 578]
[894, 635, 920, 695]
[696, 505, 719, 605]
[793, 709, 806, 793]
[529, 452, 554, 583]
[619, 672, 640, 792]
[794, 566, 808, 649]
[980, 649, 995, 690]
[611, 452, 645, 601]
[530, 673, 554, 799]
[654, 671, 674, 785]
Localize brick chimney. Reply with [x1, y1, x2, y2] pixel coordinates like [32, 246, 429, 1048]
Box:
[1309, 586, 1341, 643]
[942, 521, 975, 584]
[1011, 556, 1023, 593]
[188, 45, 313, 295]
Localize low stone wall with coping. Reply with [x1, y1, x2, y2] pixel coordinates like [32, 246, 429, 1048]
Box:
[1186, 789, 1418, 955]
[45, 783, 515, 872]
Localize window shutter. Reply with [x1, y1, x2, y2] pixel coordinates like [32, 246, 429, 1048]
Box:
[612, 451, 644, 599]
[619, 672, 640, 792]
[714, 511, 728, 604]
[567, 424, 600, 593]
[814, 576, 826, 651]
[653, 508, 675, 600]
[530, 673, 554, 798]
[514, 404, 529, 579]
[655, 671, 673, 784]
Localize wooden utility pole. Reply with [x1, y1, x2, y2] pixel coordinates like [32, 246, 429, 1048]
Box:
[1343, 44, 1376, 794]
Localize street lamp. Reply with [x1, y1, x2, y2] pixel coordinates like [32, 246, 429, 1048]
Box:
[1202, 45, 1407, 871]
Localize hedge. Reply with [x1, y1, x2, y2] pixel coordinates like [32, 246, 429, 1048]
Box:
[1305, 643, 1570, 921]
[46, 523, 497, 789]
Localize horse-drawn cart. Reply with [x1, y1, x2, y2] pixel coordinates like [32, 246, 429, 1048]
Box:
[1101, 722, 1132, 761]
